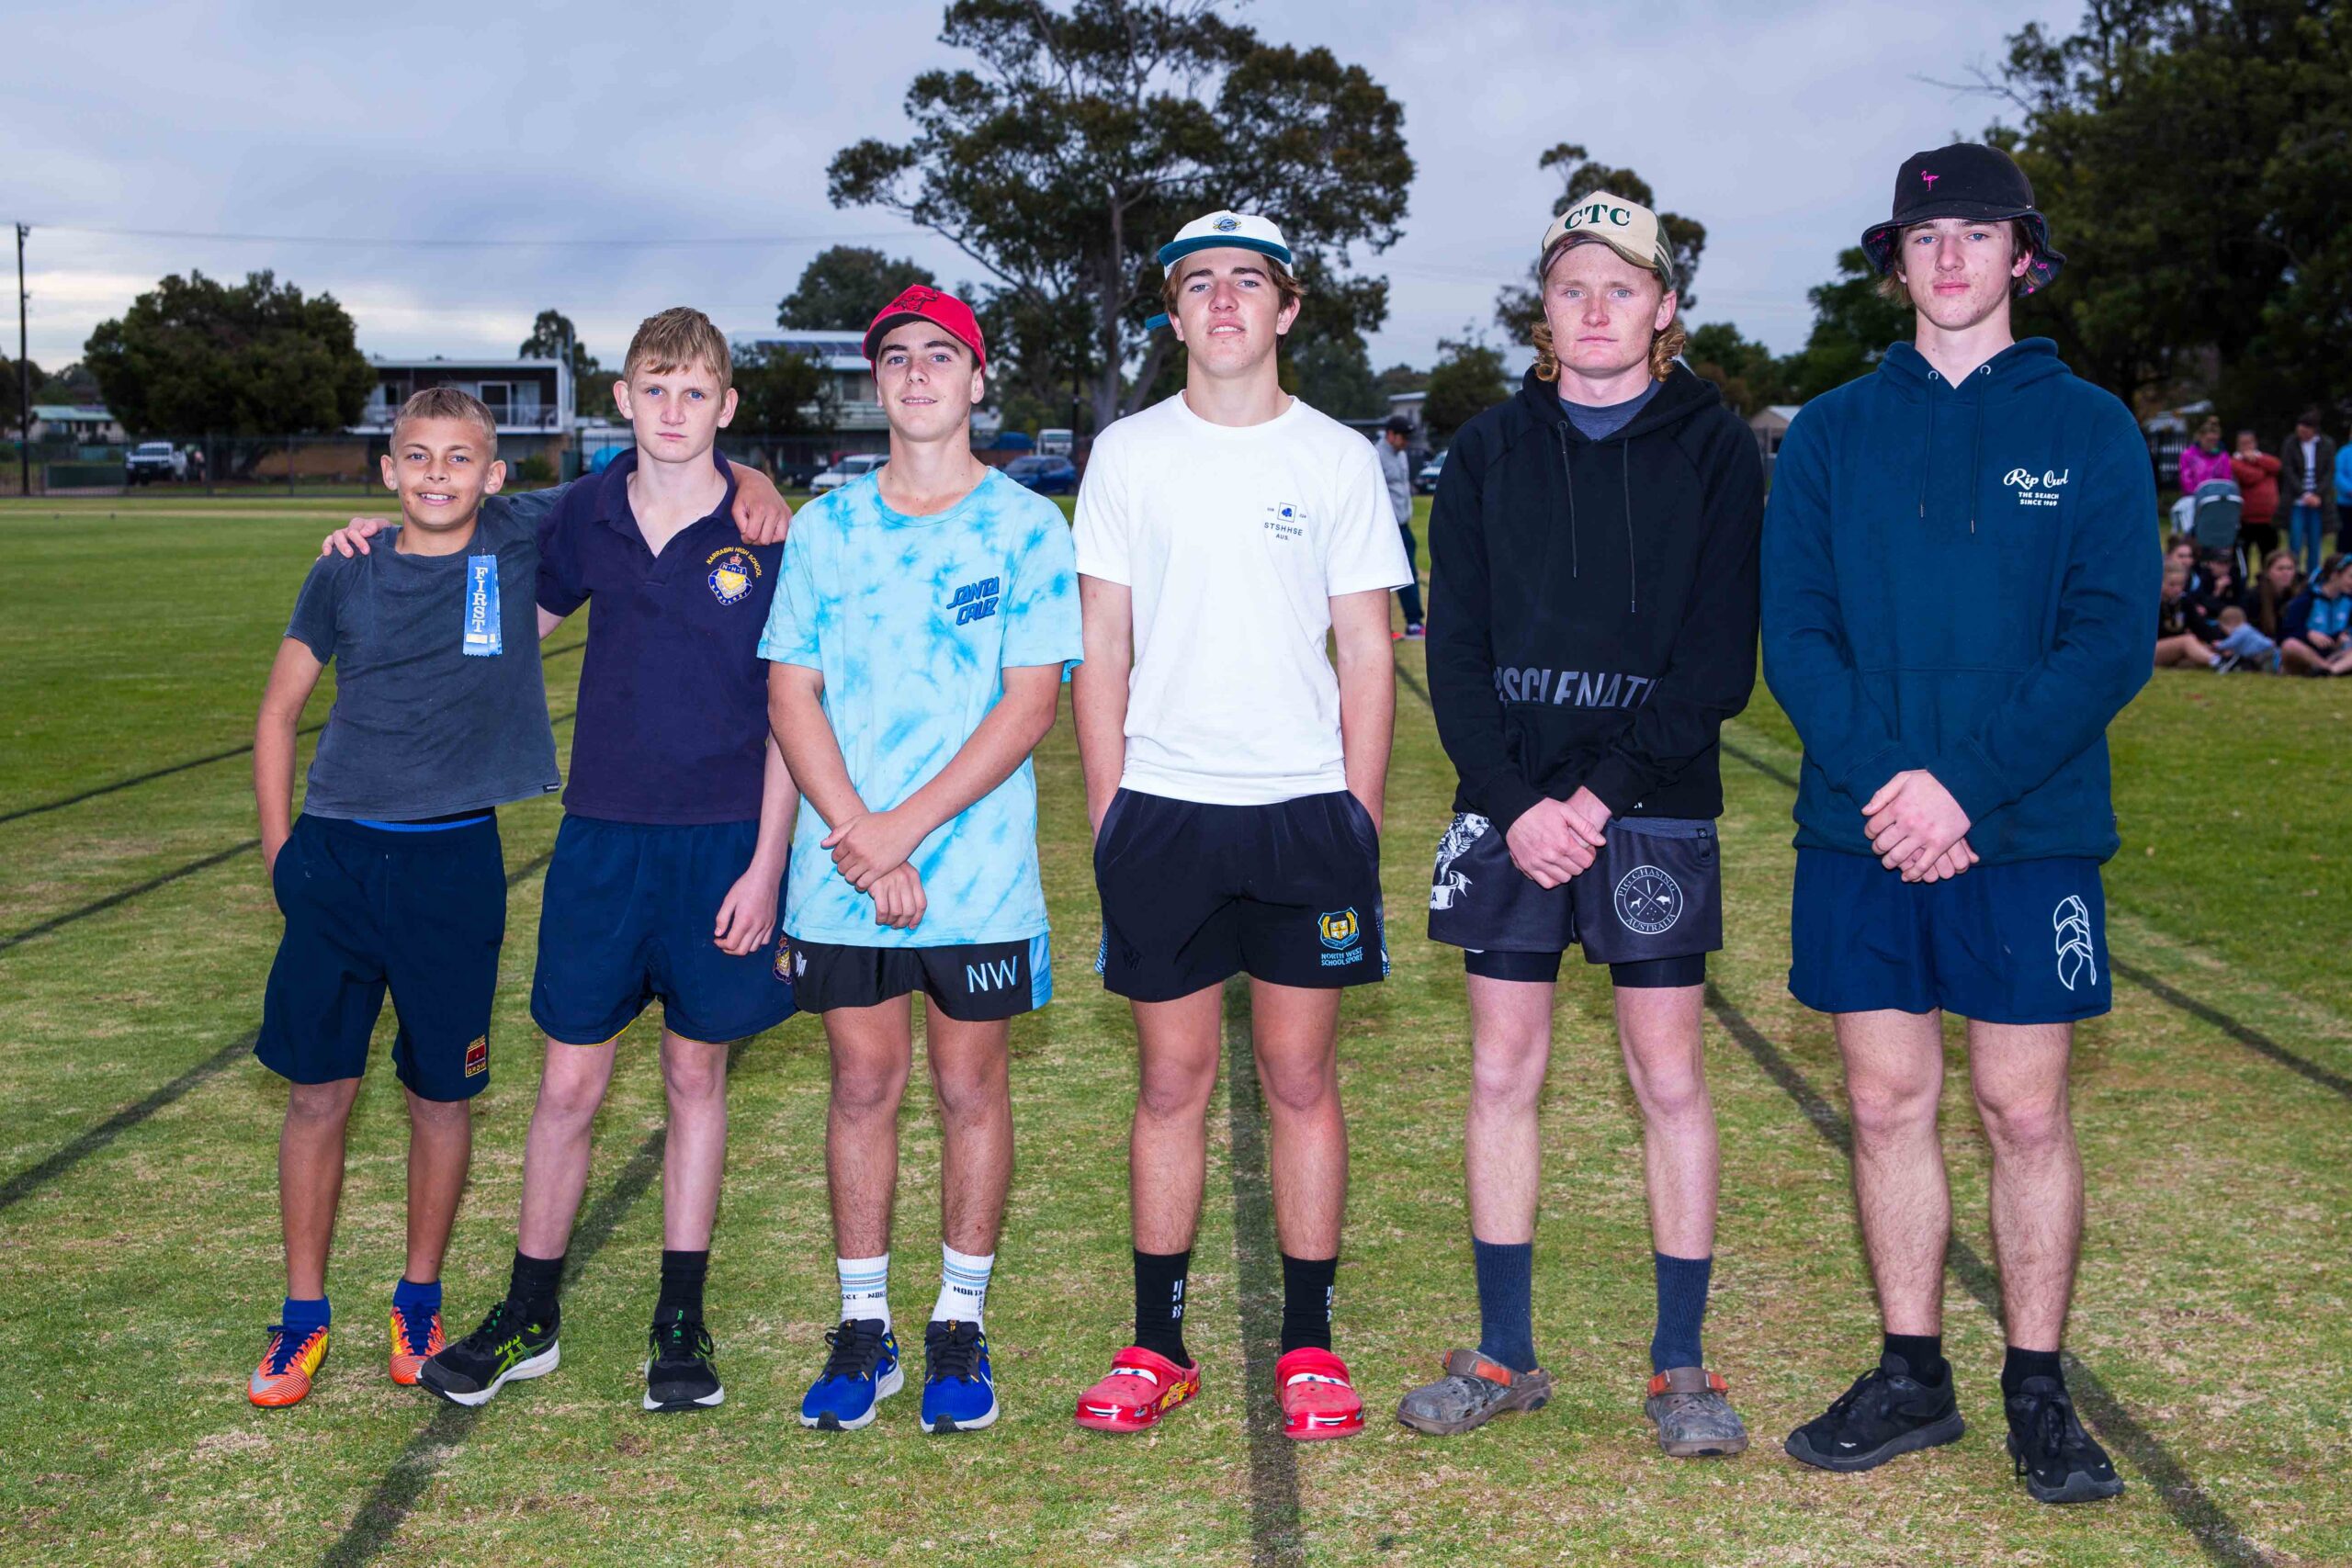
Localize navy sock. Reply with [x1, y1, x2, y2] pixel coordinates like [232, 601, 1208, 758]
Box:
[281, 1294, 331, 1336]
[1133, 1248, 1192, 1366]
[657, 1249, 708, 1324]
[1278, 1254, 1337, 1354]
[2001, 1345, 2064, 1396]
[1471, 1238, 1537, 1373]
[1649, 1252, 1713, 1372]
[1883, 1332, 1949, 1385]
[391, 1277, 439, 1342]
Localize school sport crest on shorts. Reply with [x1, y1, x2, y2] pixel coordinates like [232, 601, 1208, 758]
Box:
[706, 547, 761, 606]
[1613, 863, 1683, 935]
[1318, 907, 1363, 967]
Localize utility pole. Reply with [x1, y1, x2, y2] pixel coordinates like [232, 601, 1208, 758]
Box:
[16, 223, 28, 501]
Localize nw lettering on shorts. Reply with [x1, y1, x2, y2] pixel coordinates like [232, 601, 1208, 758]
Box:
[947, 577, 1001, 625]
[966, 956, 1020, 991]
[1493, 668, 1656, 707]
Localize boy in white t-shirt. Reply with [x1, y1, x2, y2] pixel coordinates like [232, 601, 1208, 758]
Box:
[1069, 210, 1411, 1442]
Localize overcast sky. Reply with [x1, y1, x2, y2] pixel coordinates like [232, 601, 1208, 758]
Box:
[3, 0, 2071, 383]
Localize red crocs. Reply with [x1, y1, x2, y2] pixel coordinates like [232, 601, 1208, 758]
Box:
[1275, 1346, 1363, 1440]
[1073, 1346, 1203, 1433]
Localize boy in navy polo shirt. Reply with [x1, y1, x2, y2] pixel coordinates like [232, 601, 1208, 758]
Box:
[420, 308, 800, 1416]
[764, 287, 1081, 1434]
[248, 389, 561, 1408]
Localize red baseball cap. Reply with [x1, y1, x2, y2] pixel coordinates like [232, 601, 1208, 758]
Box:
[863, 285, 987, 369]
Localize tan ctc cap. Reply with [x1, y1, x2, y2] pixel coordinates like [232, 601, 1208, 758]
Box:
[1540, 191, 1677, 290]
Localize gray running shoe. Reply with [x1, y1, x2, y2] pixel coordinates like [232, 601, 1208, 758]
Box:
[1645, 1366, 1749, 1458]
[1396, 1348, 1553, 1436]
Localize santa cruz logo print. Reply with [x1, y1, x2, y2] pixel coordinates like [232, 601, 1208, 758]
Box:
[1614, 864, 1683, 935]
[2004, 468, 2070, 509]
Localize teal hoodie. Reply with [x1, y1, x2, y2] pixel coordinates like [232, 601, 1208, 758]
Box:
[1761, 338, 2158, 864]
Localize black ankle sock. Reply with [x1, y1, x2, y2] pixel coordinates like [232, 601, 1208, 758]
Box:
[2001, 1345, 2064, 1396]
[1133, 1248, 1192, 1365]
[1278, 1254, 1337, 1354]
[657, 1249, 709, 1324]
[1883, 1332, 1948, 1385]
[509, 1249, 565, 1320]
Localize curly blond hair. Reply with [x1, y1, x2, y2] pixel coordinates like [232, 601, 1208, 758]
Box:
[1531, 316, 1686, 384]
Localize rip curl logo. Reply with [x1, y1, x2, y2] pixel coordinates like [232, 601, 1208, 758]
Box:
[2053, 896, 2097, 992]
[1430, 813, 1488, 912]
[2004, 468, 2070, 508]
[1614, 864, 1683, 935]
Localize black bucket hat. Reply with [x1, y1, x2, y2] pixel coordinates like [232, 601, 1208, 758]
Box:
[1860, 142, 2064, 296]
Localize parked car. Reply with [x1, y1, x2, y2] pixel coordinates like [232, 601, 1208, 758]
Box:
[1415, 448, 1446, 494]
[809, 453, 887, 492]
[124, 441, 187, 484]
[1004, 455, 1079, 494]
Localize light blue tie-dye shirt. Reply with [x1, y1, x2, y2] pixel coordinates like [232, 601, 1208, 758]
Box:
[758, 468, 1082, 946]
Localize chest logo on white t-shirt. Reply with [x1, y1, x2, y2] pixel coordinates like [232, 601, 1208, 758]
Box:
[1262, 502, 1309, 542]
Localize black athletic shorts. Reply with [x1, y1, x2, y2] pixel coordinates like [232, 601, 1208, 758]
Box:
[780, 934, 1052, 1022]
[1427, 810, 1721, 988]
[1093, 787, 1387, 1002]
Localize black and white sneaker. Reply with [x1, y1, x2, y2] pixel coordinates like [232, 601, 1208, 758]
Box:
[2005, 1377, 2124, 1504]
[644, 1316, 724, 1412]
[1784, 1352, 1965, 1472]
[419, 1298, 560, 1408]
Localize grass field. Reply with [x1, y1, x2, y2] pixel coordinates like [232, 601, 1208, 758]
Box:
[1, 494, 2346, 1567]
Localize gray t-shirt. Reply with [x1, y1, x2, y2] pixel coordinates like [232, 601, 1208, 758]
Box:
[1560, 378, 1658, 442]
[286, 492, 562, 820]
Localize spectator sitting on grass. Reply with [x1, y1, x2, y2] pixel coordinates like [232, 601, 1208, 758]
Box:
[2154, 563, 2219, 670]
[2209, 605, 2281, 673]
[2188, 547, 2245, 639]
[2247, 549, 2301, 643]
[2279, 554, 2352, 676]
[2166, 535, 2204, 594]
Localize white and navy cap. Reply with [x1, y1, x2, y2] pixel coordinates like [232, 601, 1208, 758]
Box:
[1145, 210, 1295, 330]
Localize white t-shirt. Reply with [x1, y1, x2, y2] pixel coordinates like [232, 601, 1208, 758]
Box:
[1073, 391, 1411, 805]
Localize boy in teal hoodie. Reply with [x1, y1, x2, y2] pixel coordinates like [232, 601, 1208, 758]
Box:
[1762, 144, 2155, 1506]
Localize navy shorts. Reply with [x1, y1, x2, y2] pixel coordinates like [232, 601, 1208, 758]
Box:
[1789, 849, 2112, 1025]
[783, 934, 1052, 1022]
[530, 816, 797, 1046]
[1093, 787, 1386, 1002]
[1428, 811, 1721, 987]
[256, 814, 505, 1100]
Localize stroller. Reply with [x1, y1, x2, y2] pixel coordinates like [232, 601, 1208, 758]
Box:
[2172, 478, 2243, 558]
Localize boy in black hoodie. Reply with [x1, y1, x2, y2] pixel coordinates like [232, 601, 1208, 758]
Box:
[1401, 194, 1762, 1456]
[1763, 144, 2153, 1506]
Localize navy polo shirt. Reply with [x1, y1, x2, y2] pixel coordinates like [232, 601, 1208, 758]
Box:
[537, 446, 782, 825]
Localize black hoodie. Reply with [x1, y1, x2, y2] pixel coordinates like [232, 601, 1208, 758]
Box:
[1426, 363, 1763, 829]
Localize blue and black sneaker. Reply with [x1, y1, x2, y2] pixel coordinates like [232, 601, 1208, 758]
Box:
[921, 1320, 998, 1434]
[799, 1318, 901, 1430]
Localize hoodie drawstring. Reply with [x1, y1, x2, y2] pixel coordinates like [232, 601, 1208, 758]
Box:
[1553, 424, 1579, 581]
[1919, 384, 1936, 521]
[1969, 363, 1989, 534]
[1622, 441, 1636, 615]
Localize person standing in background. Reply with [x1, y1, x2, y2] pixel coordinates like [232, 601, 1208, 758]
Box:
[2231, 430, 2282, 573]
[1380, 415, 1426, 640]
[2335, 422, 2352, 559]
[2279, 410, 2335, 577]
[2177, 415, 2231, 496]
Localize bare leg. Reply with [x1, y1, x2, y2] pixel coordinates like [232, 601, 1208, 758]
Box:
[822, 998, 915, 1258]
[1129, 987, 1224, 1254]
[925, 1002, 1012, 1257]
[1614, 984, 1716, 1260]
[402, 1089, 473, 1284]
[1836, 1009, 1949, 1337]
[515, 1037, 617, 1258]
[1968, 1020, 2081, 1352]
[1464, 975, 1555, 1244]
[280, 1077, 363, 1299]
[660, 1029, 732, 1250]
[1250, 980, 1346, 1258]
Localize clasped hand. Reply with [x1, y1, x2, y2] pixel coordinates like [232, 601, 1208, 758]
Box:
[823, 810, 927, 930]
[1504, 787, 1612, 889]
[1862, 770, 1976, 883]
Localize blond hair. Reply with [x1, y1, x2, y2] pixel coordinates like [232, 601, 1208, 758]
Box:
[1529, 239, 1684, 383]
[624, 306, 732, 390]
[391, 386, 498, 456]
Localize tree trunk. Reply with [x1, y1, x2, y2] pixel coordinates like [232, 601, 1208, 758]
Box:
[1092, 209, 1127, 434]
[1125, 335, 1171, 418]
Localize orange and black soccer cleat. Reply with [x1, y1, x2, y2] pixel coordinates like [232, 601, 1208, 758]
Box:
[1072, 1346, 1202, 1433]
[248, 1324, 330, 1408]
[389, 1306, 444, 1386]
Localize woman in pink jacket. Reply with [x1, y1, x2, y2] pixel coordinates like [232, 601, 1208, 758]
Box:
[2178, 415, 2233, 492]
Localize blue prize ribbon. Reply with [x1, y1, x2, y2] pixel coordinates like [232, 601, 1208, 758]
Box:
[462, 554, 503, 657]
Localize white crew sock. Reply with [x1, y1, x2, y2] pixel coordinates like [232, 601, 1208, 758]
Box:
[838, 1253, 890, 1329]
[932, 1246, 995, 1327]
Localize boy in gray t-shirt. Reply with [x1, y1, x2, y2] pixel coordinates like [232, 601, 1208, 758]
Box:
[244, 389, 561, 1408]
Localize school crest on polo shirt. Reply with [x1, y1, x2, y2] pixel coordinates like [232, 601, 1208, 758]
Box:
[706, 546, 762, 606]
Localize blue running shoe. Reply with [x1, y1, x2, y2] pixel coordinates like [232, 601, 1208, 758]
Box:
[800, 1318, 901, 1430]
[922, 1320, 998, 1433]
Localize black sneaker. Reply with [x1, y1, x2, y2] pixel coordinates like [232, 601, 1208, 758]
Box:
[644, 1315, 724, 1412]
[418, 1298, 560, 1408]
[2005, 1376, 2124, 1504]
[1784, 1352, 1965, 1472]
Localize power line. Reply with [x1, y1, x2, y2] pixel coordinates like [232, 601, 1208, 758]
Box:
[15, 222, 922, 251]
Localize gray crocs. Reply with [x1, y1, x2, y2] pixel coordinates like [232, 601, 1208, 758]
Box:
[1396, 1349, 1554, 1436]
[1645, 1366, 1749, 1458]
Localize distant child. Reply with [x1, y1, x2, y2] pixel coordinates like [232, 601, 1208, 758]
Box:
[248, 388, 560, 1407]
[2210, 605, 2281, 672]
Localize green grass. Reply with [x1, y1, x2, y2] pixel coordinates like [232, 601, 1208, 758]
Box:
[0, 496, 2346, 1566]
